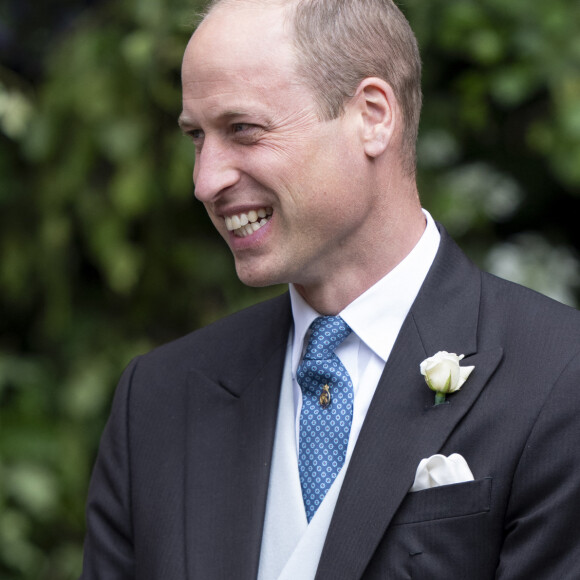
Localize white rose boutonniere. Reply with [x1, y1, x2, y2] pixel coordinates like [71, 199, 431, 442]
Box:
[420, 351, 475, 406]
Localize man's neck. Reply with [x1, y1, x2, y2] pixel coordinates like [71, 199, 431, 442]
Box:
[294, 207, 427, 315]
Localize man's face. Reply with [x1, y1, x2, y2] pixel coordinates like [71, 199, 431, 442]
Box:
[180, 3, 377, 291]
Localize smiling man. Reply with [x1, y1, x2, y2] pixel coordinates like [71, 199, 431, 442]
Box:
[178, 0, 425, 311]
[81, 1, 580, 579]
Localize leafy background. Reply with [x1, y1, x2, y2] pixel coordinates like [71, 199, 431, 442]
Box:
[1, 0, 579, 577]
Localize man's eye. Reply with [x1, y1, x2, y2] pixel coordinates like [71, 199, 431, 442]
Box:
[190, 129, 204, 140]
[233, 123, 263, 135]
[231, 123, 263, 143]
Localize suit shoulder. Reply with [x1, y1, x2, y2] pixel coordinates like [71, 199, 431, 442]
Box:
[479, 270, 580, 350]
[481, 270, 579, 318]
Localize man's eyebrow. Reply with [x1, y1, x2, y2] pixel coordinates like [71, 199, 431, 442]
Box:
[221, 110, 253, 119]
[178, 109, 265, 131]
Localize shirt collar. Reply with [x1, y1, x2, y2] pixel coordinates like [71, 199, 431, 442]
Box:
[289, 209, 440, 368]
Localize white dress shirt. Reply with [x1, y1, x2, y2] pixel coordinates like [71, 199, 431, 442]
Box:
[289, 210, 440, 463]
[257, 210, 441, 580]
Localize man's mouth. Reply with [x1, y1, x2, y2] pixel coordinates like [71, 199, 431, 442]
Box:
[224, 207, 273, 238]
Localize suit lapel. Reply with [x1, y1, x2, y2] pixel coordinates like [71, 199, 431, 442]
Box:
[184, 294, 292, 580]
[316, 230, 503, 579]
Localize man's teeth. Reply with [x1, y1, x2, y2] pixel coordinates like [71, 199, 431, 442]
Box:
[225, 208, 273, 237]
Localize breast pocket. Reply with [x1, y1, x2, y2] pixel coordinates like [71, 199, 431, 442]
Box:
[392, 477, 492, 525]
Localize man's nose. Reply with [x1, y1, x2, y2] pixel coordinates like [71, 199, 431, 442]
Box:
[193, 140, 240, 202]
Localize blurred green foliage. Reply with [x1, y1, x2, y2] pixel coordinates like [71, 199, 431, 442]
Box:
[1, 0, 579, 577]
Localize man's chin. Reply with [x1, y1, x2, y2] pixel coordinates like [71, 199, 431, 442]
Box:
[234, 262, 286, 288]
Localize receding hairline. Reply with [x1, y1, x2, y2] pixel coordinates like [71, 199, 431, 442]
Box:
[197, 0, 422, 173]
[194, 0, 298, 60]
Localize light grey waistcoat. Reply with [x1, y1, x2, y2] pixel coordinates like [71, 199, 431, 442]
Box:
[257, 339, 352, 580]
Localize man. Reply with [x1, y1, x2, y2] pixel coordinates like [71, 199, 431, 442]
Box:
[81, 0, 580, 578]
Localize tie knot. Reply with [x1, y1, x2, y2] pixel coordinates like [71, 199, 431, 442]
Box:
[303, 316, 352, 360]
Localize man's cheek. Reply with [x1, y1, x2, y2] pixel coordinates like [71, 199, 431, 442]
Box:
[206, 211, 226, 237]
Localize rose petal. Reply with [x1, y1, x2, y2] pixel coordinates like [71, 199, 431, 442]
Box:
[456, 365, 475, 389]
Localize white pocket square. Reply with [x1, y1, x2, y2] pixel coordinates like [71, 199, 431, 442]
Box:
[410, 453, 474, 492]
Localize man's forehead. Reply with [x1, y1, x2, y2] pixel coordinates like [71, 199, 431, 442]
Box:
[181, 56, 293, 106]
[181, 3, 301, 109]
[180, 54, 301, 128]
[186, 13, 293, 87]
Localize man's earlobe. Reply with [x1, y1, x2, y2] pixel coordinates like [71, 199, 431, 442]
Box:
[357, 78, 396, 158]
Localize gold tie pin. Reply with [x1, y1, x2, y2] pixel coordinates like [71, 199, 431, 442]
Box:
[319, 384, 331, 409]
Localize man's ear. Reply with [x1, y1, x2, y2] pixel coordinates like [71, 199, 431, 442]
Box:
[352, 77, 397, 158]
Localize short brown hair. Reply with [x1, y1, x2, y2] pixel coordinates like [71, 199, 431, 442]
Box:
[203, 0, 422, 173]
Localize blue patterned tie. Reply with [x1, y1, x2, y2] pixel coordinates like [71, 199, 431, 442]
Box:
[297, 316, 354, 522]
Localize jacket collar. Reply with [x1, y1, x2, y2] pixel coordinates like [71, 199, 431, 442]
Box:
[184, 292, 292, 579]
[315, 226, 503, 579]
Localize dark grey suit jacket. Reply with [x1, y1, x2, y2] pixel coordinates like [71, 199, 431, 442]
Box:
[81, 228, 580, 579]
